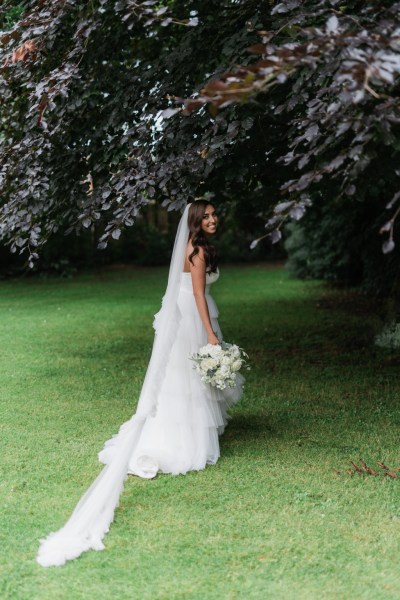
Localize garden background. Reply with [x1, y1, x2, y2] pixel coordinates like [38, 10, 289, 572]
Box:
[1, 1, 400, 599]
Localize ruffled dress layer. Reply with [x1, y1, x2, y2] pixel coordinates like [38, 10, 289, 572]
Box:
[98, 269, 244, 478]
[36, 269, 244, 567]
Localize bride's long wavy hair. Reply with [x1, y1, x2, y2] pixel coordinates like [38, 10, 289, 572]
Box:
[187, 200, 218, 273]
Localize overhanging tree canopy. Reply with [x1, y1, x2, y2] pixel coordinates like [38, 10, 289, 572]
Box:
[0, 0, 399, 268]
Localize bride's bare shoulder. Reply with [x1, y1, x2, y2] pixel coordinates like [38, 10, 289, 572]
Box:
[186, 240, 204, 257]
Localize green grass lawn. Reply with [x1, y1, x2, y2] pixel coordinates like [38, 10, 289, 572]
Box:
[1, 264, 399, 600]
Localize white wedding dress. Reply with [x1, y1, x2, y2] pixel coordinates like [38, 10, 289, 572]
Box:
[99, 269, 243, 478]
[37, 204, 244, 567]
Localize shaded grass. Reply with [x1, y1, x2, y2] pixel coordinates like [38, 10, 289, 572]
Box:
[1, 264, 399, 600]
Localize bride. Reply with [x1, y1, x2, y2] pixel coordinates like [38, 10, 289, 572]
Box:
[37, 200, 244, 567]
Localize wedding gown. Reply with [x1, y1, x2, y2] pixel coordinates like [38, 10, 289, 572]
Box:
[99, 269, 244, 478]
[37, 265, 244, 567]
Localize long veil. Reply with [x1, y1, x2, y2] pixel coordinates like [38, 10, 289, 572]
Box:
[37, 203, 191, 567]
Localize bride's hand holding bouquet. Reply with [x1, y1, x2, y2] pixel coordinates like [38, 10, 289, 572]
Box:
[190, 341, 249, 391]
[207, 330, 220, 345]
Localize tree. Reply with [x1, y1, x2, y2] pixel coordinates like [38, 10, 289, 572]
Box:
[1, 0, 275, 266]
[181, 0, 400, 257]
[1, 0, 399, 285]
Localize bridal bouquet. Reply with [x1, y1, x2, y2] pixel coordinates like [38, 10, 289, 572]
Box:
[189, 342, 249, 390]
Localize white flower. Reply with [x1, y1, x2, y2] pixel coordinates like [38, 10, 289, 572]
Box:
[202, 343, 213, 353]
[207, 344, 223, 359]
[232, 359, 242, 372]
[233, 348, 241, 359]
[202, 357, 218, 371]
[189, 341, 249, 390]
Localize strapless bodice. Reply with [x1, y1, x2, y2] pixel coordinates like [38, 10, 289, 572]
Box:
[181, 268, 220, 288]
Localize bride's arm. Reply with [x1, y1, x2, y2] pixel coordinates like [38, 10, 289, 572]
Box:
[190, 247, 220, 345]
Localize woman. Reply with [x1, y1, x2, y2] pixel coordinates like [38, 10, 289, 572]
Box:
[37, 201, 244, 567]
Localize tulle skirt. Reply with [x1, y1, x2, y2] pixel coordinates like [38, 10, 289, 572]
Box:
[98, 275, 244, 478]
[36, 275, 244, 567]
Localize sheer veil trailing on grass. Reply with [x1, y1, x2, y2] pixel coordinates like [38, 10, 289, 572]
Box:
[36, 204, 192, 567]
[37, 202, 243, 567]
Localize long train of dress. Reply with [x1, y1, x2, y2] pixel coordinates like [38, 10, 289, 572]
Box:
[36, 269, 243, 566]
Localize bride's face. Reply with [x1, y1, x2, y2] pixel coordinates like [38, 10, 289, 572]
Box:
[201, 204, 218, 235]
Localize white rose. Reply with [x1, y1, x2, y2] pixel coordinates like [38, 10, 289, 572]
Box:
[207, 344, 223, 359]
[232, 359, 242, 372]
[202, 358, 218, 371]
[199, 345, 212, 357]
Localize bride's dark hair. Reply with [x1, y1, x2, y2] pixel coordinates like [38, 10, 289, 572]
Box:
[187, 200, 218, 273]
